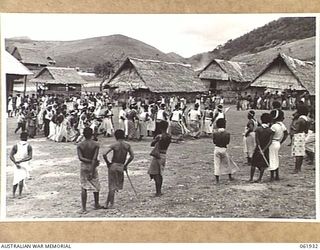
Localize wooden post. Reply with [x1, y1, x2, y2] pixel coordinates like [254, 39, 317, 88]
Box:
[23, 75, 27, 98]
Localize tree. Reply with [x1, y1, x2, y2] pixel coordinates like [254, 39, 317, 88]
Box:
[94, 61, 115, 91]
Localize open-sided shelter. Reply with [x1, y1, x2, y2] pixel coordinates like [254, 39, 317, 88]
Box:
[30, 67, 87, 95]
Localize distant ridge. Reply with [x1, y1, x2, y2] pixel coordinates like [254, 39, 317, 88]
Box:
[6, 34, 182, 71]
[188, 17, 315, 70]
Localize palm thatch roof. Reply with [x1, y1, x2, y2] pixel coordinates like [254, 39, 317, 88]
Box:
[198, 59, 254, 82]
[30, 67, 87, 85]
[4, 51, 33, 76]
[106, 57, 207, 93]
[11, 46, 51, 66]
[251, 53, 315, 95]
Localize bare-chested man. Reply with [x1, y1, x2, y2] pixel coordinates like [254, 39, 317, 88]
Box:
[103, 129, 134, 209]
[77, 127, 101, 213]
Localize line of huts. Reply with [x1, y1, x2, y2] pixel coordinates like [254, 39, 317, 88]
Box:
[6, 44, 315, 103]
[197, 52, 315, 103]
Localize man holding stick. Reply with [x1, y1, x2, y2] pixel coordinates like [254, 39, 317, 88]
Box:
[249, 113, 273, 182]
[103, 129, 134, 209]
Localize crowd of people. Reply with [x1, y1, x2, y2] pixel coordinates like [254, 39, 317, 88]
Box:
[235, 90, 313, 111]
[8, 92, 229, 144]
[8, 90, 315, 214]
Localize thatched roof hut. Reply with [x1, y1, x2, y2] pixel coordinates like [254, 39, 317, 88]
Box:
[11, 46, 55, 68]
[105, 57, 207, 94]
[198, 59, 254, 83]
[250, 53, 315, 95]
[198, 59, 255, 103]
[30, 67, 87, 94]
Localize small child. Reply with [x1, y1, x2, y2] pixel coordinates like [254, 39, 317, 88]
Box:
[103, 129, 134, 208]
[212, 118, 239, 184]
[10, 132, 33, 198]
[249, 113, 273, 182]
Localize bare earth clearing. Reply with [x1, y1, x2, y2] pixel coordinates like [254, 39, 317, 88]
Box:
[6, 107, 316, 219]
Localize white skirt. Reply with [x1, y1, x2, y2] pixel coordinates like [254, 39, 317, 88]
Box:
[13, 162, 30, 185]
[101, 118, 114, 134]
[214, 146, 239, 176]
[292, 133, 306, 156]
[203, 119, 213, 134]
[305, 131, 315, 153]
[267, 141, 280, 171]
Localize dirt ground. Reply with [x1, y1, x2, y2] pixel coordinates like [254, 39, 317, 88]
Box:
[5, 107, 316, 219]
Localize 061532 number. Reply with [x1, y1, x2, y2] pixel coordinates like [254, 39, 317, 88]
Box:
[300, 244, 319, 248]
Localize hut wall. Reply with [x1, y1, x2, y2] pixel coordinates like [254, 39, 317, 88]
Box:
[48, 83, 81, 93]
[242, 87, 265, 98]
[215, 80, 247, 103]
[252, 61, 301, 90]
[200, 79, 247, 103]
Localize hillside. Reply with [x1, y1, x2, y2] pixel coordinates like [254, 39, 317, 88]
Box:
[232, 36, 315, 62]
[188, 17, 316, 70]
[5, 35, 181, 71]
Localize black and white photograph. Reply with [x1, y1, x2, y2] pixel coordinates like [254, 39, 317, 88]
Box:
[2, 14, 317, 220]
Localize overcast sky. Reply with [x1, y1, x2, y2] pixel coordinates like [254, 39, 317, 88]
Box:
[1, 13, 296, 57]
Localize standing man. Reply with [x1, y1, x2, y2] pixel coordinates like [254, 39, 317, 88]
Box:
[148, 121, 171, 197]
[103, 129, 134, 209]
[10, 132, 33, 198]
[77, 127, 102, 213]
